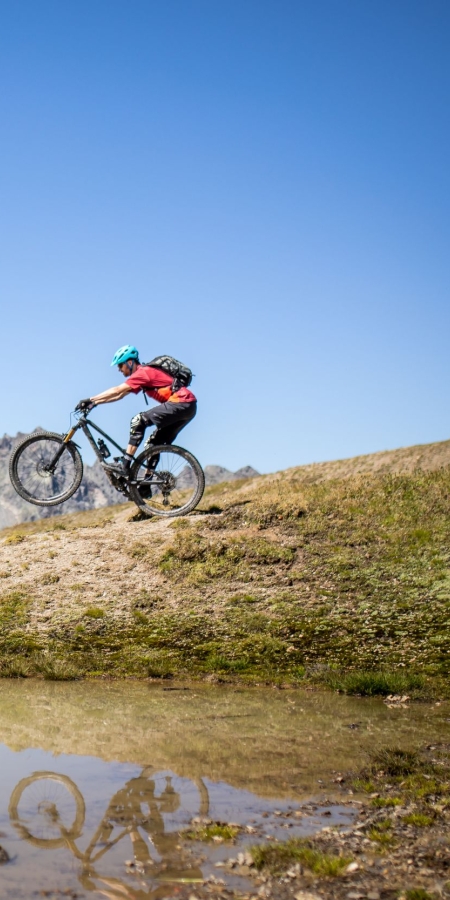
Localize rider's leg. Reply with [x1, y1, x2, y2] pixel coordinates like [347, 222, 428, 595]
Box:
[103, 411, 155, 475]
[142, 403, 197, 476]
[143, 401, 197, 449]
[104, 403, 196, 476]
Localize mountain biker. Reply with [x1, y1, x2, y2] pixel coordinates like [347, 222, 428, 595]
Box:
[75, 345, 197, 476]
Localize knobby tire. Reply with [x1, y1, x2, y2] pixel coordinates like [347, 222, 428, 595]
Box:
[129, 444, 205, 517]
[9, 432, 84, 507]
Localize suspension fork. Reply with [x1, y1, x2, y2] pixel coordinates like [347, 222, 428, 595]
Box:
[46, 423, 82, 472]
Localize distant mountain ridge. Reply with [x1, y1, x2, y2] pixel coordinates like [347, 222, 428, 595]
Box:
[0, 430, 259, 528]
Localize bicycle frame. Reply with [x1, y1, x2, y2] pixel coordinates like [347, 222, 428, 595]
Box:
[50, 414, 126, 470]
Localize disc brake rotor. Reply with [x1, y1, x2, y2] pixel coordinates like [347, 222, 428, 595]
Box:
[36, 460, 53, 478]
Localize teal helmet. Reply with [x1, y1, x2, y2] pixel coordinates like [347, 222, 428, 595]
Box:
[111, 345, 139, 367]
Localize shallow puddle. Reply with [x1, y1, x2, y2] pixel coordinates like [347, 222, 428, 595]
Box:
[0, 681, 448, 898]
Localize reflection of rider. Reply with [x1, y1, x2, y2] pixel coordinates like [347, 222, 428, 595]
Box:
[81, 771, 203, 900]
[98, 771, 181, 862]
[75, 345, 197, 477]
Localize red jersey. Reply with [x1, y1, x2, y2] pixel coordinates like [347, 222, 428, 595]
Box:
[125, 365, 196, 404]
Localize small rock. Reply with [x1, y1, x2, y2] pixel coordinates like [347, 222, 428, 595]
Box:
[346, 893, 364, 900]
[345, 861, 359, 873]
[294, 892, 321, 900]
[0, 846, 10, 864]
[367, 892, 380, 900]
[239, 864, 252, 876]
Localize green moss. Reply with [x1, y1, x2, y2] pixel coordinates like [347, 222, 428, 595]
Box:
[251, 839, 351, 876]
[367, 819, 396, 848]
[326, 670, 424, 696]
[370, 796, 402, 807]
[405, 891, 436, 900]
[402, 774, 448, 799]
[402, 813, 434, 827]
[159, 532, 294, 583]
[0, 591, 32, 628]
[185, 823, 239, 842]
[84, 607, 105, 619]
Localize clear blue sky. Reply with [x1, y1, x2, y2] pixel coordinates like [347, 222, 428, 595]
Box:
[1, 0, 449, 472]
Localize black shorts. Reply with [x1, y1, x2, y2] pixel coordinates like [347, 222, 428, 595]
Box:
[128, 401, 197, 448]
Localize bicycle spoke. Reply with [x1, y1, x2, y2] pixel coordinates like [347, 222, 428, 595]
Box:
[132, 447, 203, 516]
[11, 435, 82, 505]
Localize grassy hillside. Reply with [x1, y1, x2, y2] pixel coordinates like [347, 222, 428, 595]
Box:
[0, 440, 449, 694]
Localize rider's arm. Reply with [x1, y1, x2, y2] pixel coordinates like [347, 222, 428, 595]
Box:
[91, 384, 133, 405]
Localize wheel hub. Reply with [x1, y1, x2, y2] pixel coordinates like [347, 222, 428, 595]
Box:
[36, 460, 53, 478]
[159, 470, 176, 491]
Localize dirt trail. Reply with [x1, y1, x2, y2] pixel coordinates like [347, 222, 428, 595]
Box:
[0, 506, 178, 630]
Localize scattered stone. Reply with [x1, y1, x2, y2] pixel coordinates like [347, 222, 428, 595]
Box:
[294, 892, 322, 900]
[286, 864, 302, 877]
[345, 861, 359, 874]
[0, 845, 9, 864]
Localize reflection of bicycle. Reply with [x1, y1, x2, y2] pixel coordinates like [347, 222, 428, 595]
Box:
[9, 771, 85, 849]
[9, 409, 205, 518]
[9, 767, 209, 898]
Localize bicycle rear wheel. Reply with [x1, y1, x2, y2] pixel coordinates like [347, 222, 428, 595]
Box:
[129, 444, 205, 517]
[9, 432, 83, 506]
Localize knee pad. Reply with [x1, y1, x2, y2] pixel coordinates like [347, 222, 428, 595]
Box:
[130, 413, 145, 431]
[130, 413, 145, 446]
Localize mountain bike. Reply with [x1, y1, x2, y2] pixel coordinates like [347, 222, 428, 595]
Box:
[9, 410, 205, 518]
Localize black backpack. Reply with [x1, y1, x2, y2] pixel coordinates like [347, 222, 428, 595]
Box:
[144, 355, 193, 391]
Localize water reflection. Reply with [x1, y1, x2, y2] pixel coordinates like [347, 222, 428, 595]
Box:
[3, 755, 355, 899]
[0, 682, 448, 898]
[8, 766, 208, 898]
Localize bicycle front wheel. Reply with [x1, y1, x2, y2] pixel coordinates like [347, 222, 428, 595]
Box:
[129, 444, 205, 517]
[9, 432, 83, 506]
[9, 771, 86, 848]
